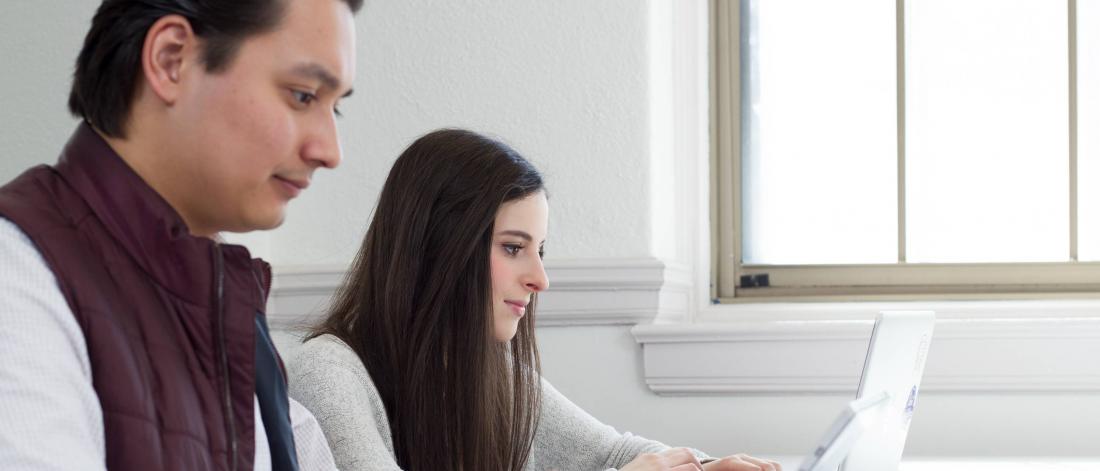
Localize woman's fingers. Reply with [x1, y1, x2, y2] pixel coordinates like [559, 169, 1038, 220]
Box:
[624, 448, 783, 471]
[733, 453, 781, 471]
[621, 451, 702, 471]
[659, 447, 704, 469]
[701, 453, 783, 471]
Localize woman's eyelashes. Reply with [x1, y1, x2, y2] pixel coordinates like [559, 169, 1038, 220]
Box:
[501, 243, 546, 259]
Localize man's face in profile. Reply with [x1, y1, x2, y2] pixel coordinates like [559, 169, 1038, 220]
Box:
[165, 0, 357, 235]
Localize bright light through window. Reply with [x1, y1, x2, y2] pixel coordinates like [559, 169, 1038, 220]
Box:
[742, 0, 1076, 266]
[742, 0, 897, 265]
[1079, 0, 1100, 261]
[905, 0, 1069, 263]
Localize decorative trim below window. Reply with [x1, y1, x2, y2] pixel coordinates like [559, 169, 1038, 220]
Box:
[266, 257, 694, 330]
[633, 317, 1100, 394]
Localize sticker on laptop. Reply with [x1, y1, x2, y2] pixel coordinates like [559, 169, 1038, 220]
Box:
[902, 385, 918, 429]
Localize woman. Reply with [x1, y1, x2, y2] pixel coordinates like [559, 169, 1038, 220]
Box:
[287, 129, 781, 471]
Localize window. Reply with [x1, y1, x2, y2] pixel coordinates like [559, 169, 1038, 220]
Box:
[713, 0, 1100, 300]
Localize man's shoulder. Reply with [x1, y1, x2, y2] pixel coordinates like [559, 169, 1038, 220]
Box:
[0, 216, 49, 264]
[0, 216, 30, 241]
[0, 164, 80, 238]
[0, 164, 59, 201]
[0, 212, 81, 303]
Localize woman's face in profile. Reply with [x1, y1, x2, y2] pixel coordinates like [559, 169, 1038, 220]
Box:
[489, 191, 550, 342]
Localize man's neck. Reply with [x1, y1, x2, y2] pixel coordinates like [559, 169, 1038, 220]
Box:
[96, 125, 215, 239]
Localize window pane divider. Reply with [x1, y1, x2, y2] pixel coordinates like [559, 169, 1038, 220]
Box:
[1070, 0, 1079, 261]
[897, 0, 907, 264]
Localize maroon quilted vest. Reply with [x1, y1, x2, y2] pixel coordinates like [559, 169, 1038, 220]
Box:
[0, 124, 270, 470]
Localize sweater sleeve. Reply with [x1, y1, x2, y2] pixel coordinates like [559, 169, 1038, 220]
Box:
[0, 218, 107, 470]
[526, 379, 712, 471]
[287, 335, 403, 471]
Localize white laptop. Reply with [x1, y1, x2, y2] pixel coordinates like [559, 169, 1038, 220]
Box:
[798, 311, 936, 471]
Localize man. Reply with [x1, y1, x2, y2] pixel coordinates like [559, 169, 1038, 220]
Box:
[0, 0, 360, 469]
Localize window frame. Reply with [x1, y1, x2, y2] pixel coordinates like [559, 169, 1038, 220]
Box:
[711, 0, 1100, 302]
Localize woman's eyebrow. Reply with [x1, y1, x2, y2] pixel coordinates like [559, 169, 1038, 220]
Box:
[495, 230, 532, 241]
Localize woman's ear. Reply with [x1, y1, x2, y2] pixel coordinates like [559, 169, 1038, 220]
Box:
[140, 14, 199, 106]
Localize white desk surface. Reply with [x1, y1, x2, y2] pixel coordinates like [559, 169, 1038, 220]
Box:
[774, 456, 1100, 470]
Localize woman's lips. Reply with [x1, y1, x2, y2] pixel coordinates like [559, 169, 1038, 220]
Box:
[505, 300, 527, 317]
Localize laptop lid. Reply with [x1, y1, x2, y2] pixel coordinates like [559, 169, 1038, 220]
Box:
[842, 311, 936, 471]
[797, 391, 891, 471]
[797, 311, 936, 471]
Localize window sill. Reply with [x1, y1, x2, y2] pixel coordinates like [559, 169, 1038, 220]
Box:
[633, 300, 1100, 394]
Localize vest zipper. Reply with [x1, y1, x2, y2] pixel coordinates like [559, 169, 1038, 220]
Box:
[213, 245, 239, 471]
[249, 269, 267, 308]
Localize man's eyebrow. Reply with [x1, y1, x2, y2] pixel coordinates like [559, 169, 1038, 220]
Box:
[291, 63, 354, 97]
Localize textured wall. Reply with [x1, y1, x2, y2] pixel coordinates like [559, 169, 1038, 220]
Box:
[535, 326, 1100, 458]
[0, 1, 94, 180]
[0, 0, 658, 266]
[273, 0, 656, 266]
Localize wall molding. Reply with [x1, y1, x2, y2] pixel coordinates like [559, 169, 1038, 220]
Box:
[269, 261, 1100, 394]
[632, 317, 1100, 394]
[266, 257, 692, 330]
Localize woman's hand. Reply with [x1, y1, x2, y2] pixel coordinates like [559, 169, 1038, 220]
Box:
[701, 453, 782, 471]
[619, 447, 705, 471]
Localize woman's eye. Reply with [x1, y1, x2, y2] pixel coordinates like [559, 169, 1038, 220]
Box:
[503, 244, 522, 256]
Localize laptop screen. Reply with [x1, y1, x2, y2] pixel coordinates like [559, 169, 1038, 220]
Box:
[842, 311, 936, 471]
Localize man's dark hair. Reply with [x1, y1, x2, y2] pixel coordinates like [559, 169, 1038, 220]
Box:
[68, 0, 364, 138]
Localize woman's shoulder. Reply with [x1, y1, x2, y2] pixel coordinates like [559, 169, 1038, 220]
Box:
[286, 335, 401, 468]
[292, 333, 359, 364]
[287, 333, 378, 395]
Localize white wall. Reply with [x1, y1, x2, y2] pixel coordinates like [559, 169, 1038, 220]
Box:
[536, 325, 1100, 458]
[274, 0, 657, 267]
[0, 1, 94, 179]
[0, 0, 659, 266]
[4, 0, 1099, 460]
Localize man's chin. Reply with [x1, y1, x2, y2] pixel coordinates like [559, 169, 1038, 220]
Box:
[235, 210, 286, 233]
[255, 213, 286, 231]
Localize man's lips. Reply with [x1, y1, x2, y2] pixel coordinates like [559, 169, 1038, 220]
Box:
[274, 176, 310, 198]
[275, 176, 310, 190]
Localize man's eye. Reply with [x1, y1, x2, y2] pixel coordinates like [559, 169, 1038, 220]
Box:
[292, 90, 317, 105]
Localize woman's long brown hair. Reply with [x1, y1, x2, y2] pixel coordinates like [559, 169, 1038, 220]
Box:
[310, 129, 544, 470]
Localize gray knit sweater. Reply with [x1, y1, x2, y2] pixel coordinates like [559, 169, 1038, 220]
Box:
[287, 334, 706, 471]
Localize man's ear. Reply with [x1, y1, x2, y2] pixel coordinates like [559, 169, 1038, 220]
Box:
[140, 15, 199, 106]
